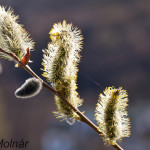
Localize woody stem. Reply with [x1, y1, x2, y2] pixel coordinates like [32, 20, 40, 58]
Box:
[0, 47, 123, 150]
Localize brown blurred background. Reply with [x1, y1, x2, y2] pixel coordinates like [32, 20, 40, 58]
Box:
[1, 0, 150, 150]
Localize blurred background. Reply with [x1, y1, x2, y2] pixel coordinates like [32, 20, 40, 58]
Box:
[0, 0, 150, 150]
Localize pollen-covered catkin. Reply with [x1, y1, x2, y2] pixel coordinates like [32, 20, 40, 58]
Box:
[42, 20, 83, 124]
[15, 78, 42, 98]
[0, 6, 34, 61]
[95, 87, 130, 145]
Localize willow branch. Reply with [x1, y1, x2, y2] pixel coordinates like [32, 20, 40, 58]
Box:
[0, 47, 123, 150]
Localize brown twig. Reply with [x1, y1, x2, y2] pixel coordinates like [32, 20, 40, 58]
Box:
[0, 47, 123, 150]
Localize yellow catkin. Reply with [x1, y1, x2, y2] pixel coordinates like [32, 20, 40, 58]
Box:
[95, 87, 130, 145]
[42, 20, 83, 124]
[0, 6, 34, 61]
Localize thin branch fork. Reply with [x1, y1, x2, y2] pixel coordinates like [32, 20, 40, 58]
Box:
[0, 47, 123, 150]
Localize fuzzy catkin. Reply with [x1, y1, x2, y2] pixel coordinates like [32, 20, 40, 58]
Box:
[0, 6, 34, 61]
[95, 87, 130, 145]
[15, 78, 42, 98]
[42, 20, 83, 124]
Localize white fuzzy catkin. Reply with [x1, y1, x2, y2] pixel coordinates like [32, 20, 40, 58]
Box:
[95, 87, 130, 145]
[0, 6, 34, 61]
[42, 20, 83, 123]
[15, 78, 42, 99]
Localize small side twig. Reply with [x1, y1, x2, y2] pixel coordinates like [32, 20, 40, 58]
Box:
[0, 47, 123, 150]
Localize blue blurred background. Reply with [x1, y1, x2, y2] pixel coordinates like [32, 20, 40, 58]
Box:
[1, 0, 150, 150]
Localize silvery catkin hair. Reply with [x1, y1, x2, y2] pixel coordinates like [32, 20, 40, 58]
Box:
[15, 78, 42, 98]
